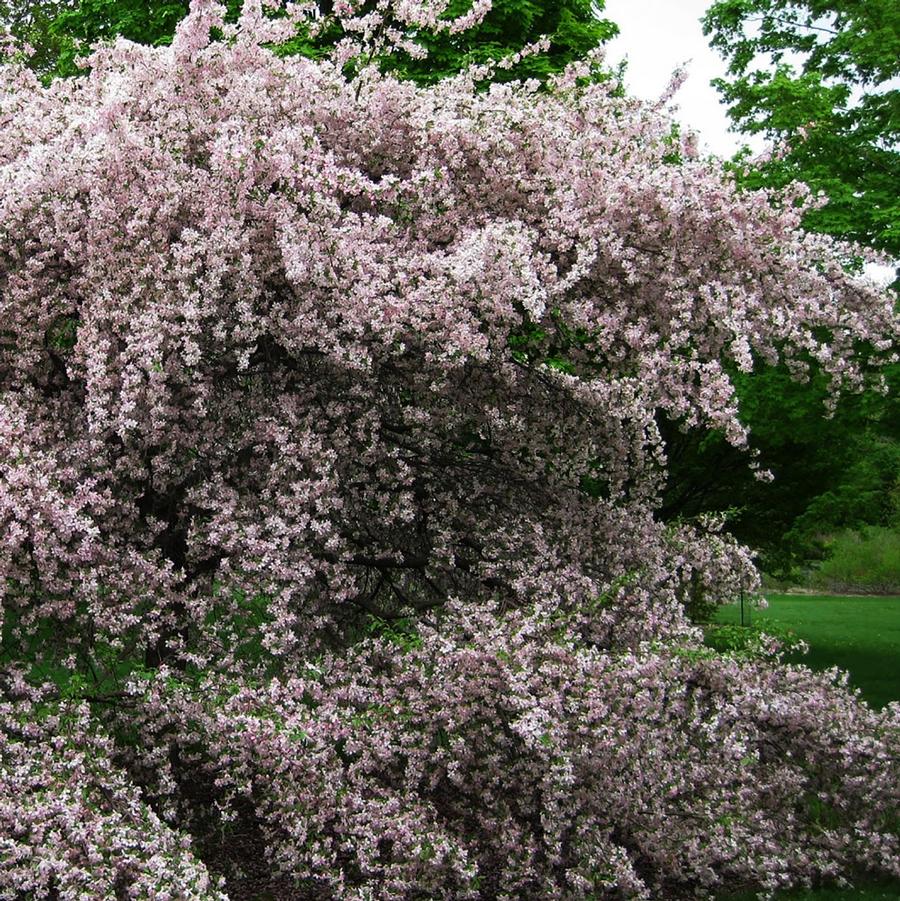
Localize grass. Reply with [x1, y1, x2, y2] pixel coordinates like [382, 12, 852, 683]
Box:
[712, 593, 900, 709]
[721, 879, 900, 901]
[711, 593, 900, 901]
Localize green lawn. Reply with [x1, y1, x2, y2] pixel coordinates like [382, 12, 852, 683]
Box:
[721, 880, 900, 901]
[712, 593, 900, 901]
[713, 593, 900, 709]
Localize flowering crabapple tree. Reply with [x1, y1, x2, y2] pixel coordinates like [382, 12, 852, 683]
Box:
[0, 1, 898, 898]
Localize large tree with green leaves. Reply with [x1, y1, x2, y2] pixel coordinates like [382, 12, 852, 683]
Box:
[702, 0, 900, 258]
[1, 0, 617, 84]
[671, 0, 900, 581]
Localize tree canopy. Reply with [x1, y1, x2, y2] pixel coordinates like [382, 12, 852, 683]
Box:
[1, 3, 898, 896]
[703, 0, 900, 258]
[1, 0, 618, 84]
[692, 0, 900, 575]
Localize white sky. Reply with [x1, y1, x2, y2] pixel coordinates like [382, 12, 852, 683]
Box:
[601, 0, 767, 159]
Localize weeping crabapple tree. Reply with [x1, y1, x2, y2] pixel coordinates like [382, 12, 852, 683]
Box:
[0, 1, 898, 898]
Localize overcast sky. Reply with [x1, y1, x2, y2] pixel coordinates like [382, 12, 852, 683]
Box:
[601, 0, 766, 159]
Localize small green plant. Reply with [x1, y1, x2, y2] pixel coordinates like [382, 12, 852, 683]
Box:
[364, 615, 423, 652]
[703, 621, 805, 659]
[46, 315, 78, 351]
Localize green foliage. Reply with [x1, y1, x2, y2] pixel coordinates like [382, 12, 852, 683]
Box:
[0, 606, 153, 704]
[203, 584, 279, 668]
[808, 526, 900, 594]
[703, 619, 803, 657]
[363, 614, 423, 651]
[703, 0, 900, 258]
[507, 310, 604, 387]
[387, 0, 617, 86]
[0, 0, 218, 81]
[660, 360, 900, 577]
[46, 314, 78, 351]
[4, 0, 617, 87]
[0, 0, 74, 76]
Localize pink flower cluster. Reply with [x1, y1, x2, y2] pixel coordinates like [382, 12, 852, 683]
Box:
[0, 675, 224, 899]
[0, 1, 897, 896]
[105, 612, 900, 898]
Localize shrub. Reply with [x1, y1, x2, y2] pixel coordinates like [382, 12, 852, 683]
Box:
[100, 610, 897, 900]
[0, 1, 897, 896]
[810, 527, 900, 594]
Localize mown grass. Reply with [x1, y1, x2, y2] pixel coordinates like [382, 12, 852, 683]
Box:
[721, 878, 900, 901]
[713, 593, 900, 709]
[712, 593, 900, 901]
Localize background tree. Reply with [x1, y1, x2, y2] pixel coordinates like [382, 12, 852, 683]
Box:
[702, 0, 900, 258]
[657, 0, 900, 581]
[0, 0, 74, 73]
[660, 363, 900, 576]
[384, 0, 617, 85]
[1, 0, 618, 84]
